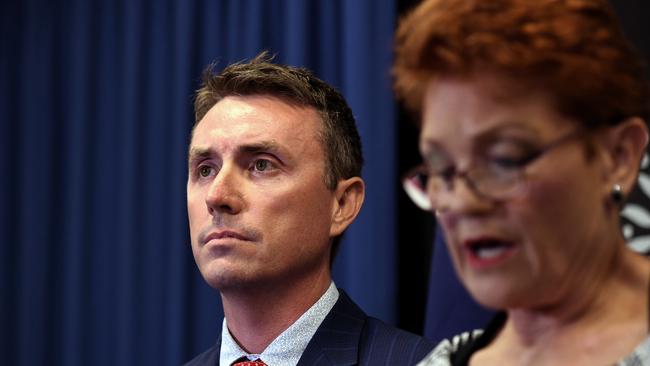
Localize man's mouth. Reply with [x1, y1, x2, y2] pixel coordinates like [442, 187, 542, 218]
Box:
[202, 230, 252, 245]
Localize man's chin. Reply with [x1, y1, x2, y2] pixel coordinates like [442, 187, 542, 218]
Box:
[202, 270, 241, 290]
[202, 270, 283, 294]
[200, 263, 256, 291]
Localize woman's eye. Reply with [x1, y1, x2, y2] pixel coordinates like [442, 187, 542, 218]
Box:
[198, 165, 212, 177]
[486, 142, 536, 169]
[489, 154, 535, 170]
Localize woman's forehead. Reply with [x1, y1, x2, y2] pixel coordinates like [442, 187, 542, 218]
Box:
[419, 76, 576, 142]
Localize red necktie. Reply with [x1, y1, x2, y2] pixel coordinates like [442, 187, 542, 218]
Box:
[231, 358, 267, 366]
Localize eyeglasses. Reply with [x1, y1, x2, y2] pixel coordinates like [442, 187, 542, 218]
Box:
[402, 129, 586, 211]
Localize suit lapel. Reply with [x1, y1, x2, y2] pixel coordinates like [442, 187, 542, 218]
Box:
[297, 290, 366, 366]
[215, 335, 222, 366]
[184, 334, 221, 366]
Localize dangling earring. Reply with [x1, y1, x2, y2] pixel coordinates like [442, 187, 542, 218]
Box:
[611, 183, 624, 205]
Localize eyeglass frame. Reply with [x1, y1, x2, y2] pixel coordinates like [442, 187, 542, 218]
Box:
[402, 128, 589, 211]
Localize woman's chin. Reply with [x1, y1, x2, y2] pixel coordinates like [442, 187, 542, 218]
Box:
[465, 279, 533, 310]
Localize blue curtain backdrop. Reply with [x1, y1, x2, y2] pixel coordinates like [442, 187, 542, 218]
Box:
[0, 0, 397, 365]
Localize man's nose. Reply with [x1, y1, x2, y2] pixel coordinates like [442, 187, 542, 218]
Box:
[205, 165, 244, 215]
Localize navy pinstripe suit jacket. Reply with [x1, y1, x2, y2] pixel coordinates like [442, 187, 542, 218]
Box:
[184, 289, 434, 365]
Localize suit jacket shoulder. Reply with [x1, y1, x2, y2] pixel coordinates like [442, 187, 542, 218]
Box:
[297, 289, 434, 365]
[183, 338, 220, 366]
[183, 289, 433, 366]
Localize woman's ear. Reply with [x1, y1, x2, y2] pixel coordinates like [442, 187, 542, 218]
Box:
[600, 117, 649, 198]
[329, 177, 365, 237]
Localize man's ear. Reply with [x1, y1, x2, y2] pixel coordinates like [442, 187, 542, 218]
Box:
[599, 117, 649, 198]
[330, 177, 365, 237]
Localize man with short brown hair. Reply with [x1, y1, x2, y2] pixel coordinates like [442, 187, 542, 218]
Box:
[184, 53, 432, 365]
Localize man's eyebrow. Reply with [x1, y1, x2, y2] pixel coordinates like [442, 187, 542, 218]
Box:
[188, 141, 287, 164]
[187, 147, 212, 164]
[237, 141, 283, 155]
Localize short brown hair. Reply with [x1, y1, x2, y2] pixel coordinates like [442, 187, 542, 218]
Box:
[193, 52, 363, 262]
[393, 0, 649, 127]
[194, 52, 363, 190]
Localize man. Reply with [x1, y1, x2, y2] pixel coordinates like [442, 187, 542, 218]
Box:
[184, 53, 433, 365]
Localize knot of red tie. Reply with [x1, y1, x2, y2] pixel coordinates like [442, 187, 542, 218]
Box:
[231, 358, 267, 366]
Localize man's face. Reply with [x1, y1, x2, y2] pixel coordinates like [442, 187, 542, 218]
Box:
[187, 95, 337, 291]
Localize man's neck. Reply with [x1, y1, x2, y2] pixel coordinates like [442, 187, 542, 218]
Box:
[221, 270, 332, 354]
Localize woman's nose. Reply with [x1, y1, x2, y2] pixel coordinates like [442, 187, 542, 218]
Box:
[432, 175, 493, 215]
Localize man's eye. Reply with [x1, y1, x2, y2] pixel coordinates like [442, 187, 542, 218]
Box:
[198, 165, 213, 177]
[253, 159, 270, 172]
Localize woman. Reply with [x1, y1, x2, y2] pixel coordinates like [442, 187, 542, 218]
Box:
[393, 0, 650, 365]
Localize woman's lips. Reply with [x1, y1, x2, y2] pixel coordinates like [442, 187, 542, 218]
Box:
[463, 237, 518, 269]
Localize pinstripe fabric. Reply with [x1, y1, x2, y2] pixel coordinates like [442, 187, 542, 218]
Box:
[183, 290, 434, 365]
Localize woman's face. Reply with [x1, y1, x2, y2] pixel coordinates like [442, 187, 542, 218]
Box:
[420, 76, 615, 309]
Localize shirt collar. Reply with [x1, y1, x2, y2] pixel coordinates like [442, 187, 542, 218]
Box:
[220, 282, 339, 366]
